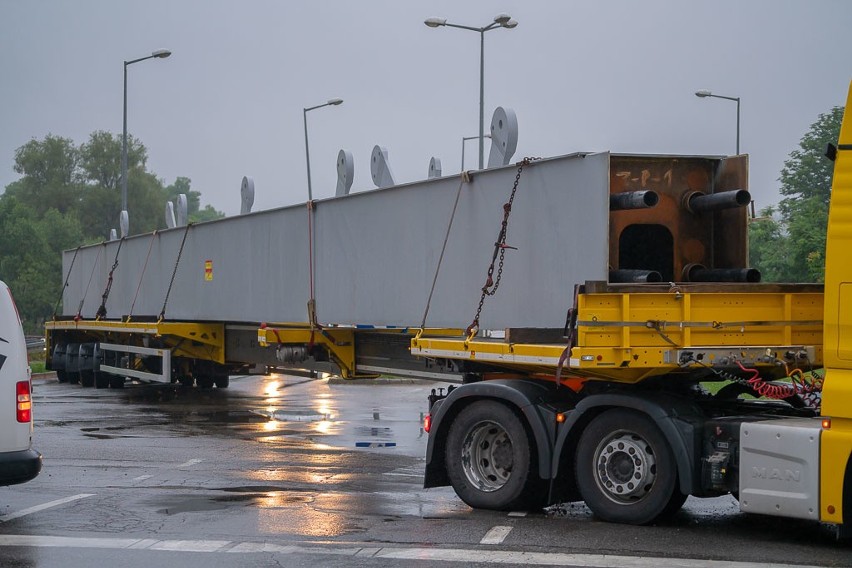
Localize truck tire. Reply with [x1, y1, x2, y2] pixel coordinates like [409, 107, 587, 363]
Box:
[79, 369, 94, 387]
[53, 343, 68, 383]
[64, 343, 80, 385]
[94, 369, 109, 389]
[214, 375, 229, 389]
[445, 400, 544, 511]
[575, 408, 679, 525]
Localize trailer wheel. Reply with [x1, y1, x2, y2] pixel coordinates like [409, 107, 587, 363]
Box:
[214, 375, 229, 389]
[445, 400, 543, 511]
[52, 343, 68, 383]
[79, 370, 94, 387]
[109, 375, 125, 389]
[64, 344, 80, 385]
[94, 370, 109, 389]
[575, 409, 678, 525]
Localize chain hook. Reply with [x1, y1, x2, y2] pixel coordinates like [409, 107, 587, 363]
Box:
[466, 157, 539, 334]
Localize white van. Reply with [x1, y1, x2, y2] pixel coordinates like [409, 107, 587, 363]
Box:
[0, 281, 41, 485]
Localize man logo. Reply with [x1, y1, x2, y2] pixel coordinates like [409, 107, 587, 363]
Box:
[752, 467, 801, 483]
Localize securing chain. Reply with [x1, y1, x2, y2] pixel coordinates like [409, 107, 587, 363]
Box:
[466, 157, 539, 336]
[95, 238, 125, 320]
[53, 245, 81, 320]
[159, 223, 193, 322]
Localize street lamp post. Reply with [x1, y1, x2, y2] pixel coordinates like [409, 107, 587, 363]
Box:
[695, 89, 741, 155]
[303, 98, 343, 201]
[426, 14, 517, 170]
[121, 49, 171, 236]
[461, 134, 491, 171]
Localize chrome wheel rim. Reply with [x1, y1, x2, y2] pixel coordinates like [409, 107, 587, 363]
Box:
[593, 431, 657, 504]
[461, 420, 514, 492]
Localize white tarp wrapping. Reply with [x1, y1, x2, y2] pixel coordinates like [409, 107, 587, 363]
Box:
[62, 152, 609, 329]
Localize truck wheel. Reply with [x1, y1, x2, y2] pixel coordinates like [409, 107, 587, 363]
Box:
[52, 343, 68, 382]
[94, 370, 109, 389]
[79, 370, 94, 387]
[214, 375, 229, 389]
[575, 409, 678, 525]
[445, 400, 544, 511]
[109, 375, 125, 389]
[64, 344, 80, 385]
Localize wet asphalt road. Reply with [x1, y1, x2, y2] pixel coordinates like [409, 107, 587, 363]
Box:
[0, 374, 849, 567]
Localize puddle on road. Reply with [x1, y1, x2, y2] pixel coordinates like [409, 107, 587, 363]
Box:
[252, 409, 331, 422]
[154, 492, 312, 515]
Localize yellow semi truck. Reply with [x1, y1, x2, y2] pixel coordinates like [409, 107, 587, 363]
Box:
[45, 82, 852, 535]
[416, 82, 852, 534]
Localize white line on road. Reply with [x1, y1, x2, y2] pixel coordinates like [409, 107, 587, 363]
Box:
[0, 494, 95, 522]
[480, 525, 513, 545]
[131, 475, 152, 483]
[176, 458, 203, 468]
[0, 534, 823, 568]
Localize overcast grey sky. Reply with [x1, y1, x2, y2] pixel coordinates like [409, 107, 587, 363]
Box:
[1, 0, 850, 220]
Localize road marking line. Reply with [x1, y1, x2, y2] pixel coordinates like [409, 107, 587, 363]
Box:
[131, 475, 152, 483]
[147, 539, 230, 552]
[176, 458, 203, 468]
[508, 511, 527, 517]
[127, 539, 159, 549]
[0, 534, 821, 567]
[0, 494, 95, 522]
[480, 525, 512, 545]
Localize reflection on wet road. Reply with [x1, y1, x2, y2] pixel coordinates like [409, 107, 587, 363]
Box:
[126, 374, 431, 457]
[2, 373, 848, 568]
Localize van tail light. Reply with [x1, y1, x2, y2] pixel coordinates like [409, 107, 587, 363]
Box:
[16, 381, 32, 423]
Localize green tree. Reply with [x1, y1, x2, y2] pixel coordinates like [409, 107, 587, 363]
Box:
[777, 106, 843, 282]
[750, 106, 843, 282]
[165, 176, 225, 223]
[190, 204, 226, 223]
[78, 131, 159, 239]
[79, 130, 145, 191]
[1, 130, 223, 329]
[0, 197, 83, 333]
[5, 135, 82, 215]
[748, 206, 795, 282]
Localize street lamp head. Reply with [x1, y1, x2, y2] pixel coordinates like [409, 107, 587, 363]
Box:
[493, 13, 511, 25]
[424, 17, 447, 28]
[695, 90, 712, 98]
[503, 19, 518, 29]
[327, 98, 343, 106]
[152, 49, 172, 59]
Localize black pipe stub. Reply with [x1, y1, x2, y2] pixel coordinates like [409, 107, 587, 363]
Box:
[609, 269, 663, 283]
[683, 189, 751, 214]
[682, 263, 761, 283]
[610, 190, 660, 211]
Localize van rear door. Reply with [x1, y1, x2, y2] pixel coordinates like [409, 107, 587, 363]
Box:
[0, 281, 41, 485]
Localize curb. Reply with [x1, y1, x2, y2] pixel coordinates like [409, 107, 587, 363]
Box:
[31, 372, 56, 381]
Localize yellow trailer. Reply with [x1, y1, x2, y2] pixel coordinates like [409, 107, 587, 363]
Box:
[44, 80, 852, 535]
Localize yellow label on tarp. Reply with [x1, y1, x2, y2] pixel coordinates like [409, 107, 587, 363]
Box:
[204, 260, 213, 281]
